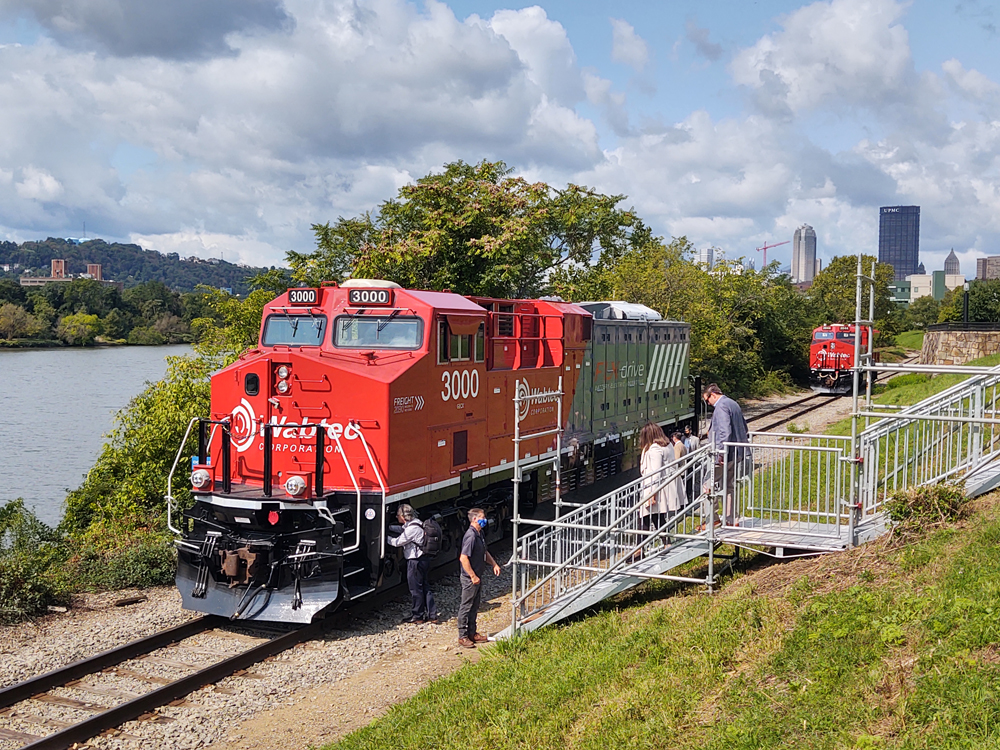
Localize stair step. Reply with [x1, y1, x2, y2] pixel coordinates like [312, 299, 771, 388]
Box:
[343, 566, 365, 579]
[347, 586, 375, 600]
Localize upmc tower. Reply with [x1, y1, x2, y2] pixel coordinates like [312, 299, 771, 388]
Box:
[878, 205, 920, 281]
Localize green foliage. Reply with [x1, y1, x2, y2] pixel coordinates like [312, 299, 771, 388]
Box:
[290, 160, 649, 299]
[808, 255, 897, 339]
[70, 526, 176, 590]
[55, 311, 101, 345]
[939, 278, 1000, 323]
[906, 295, 940, 329]
[0, 301, 31, 339]
[0, 500, 70, 623]
[127, 325, 166, 345]
[886, 484, 969, 539]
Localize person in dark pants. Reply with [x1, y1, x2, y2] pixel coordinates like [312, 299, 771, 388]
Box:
[387, 504, 438, 624]
[703, 383, 750, 526]
[457, 507, 500, 648]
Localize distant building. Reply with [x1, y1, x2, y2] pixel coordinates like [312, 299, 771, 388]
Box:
[879, 205, 920, 281]
[698, 247, 714, 270]
[889, 280, 912, 306]
[905, 271, 964, 302]
[791, 224, 817, 284]
[20, 259, 121, 290]
[976, 256, 1000, 280]
[944, 249, 961, 276]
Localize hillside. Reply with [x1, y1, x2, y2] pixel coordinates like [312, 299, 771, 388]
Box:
[328, 490, 996, 750]
[0, 237, 272, 294]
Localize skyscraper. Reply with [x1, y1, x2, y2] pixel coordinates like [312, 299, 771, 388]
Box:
[878, 206, 920, 281]
[698, 247, 714, 270]
[944, 249, 960, 275]
[791, 224, 817, 283]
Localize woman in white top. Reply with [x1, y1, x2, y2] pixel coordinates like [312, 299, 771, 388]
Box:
[639, 422, 672, 534]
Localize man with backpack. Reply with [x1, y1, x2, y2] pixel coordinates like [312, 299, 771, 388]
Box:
[387, 504, 440, 624]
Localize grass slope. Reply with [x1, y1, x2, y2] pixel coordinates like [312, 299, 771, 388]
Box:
[329, 496, 1000, 750]
[895, 330, 925, 351]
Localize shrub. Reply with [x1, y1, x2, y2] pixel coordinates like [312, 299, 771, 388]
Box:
[885, 484, 968, 540]
[882, 373, 931, 390]
[0, 499, 70, 622]
[69, 525, 176, 590]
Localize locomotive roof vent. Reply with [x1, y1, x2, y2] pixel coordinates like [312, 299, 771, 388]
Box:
[576, 301, 663, 321]
[341, 279, 403, 289]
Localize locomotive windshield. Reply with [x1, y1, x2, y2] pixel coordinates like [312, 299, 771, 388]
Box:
[262, 314, 328, 346]
[813, 331, 835, 340]
[334, 315, 423, 349]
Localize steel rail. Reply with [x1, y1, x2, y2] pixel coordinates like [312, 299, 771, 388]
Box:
[746, 393, 827, 425]
[1, 549, 471, 750]
[19, 620, 323, 750]
[0, 617, 216, 711]
[752, 395, 839, 432]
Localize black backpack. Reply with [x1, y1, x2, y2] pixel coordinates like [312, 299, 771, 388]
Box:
[419, 517, 443, 559]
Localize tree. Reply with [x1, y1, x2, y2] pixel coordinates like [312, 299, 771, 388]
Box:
[808, 255, 896, 339]
[907, 295, 940, 329]
[289, 160, 648, 298]
[56, 312, 101, 345]
[0, 303, 30, 339]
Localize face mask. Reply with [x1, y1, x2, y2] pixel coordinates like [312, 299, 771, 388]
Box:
[476, 518, 487, 529]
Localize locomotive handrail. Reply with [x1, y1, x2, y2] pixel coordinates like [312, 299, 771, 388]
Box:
[331, 430, 363, 554]
[352, 423, 388, 558]
[166, 417, 201, 535]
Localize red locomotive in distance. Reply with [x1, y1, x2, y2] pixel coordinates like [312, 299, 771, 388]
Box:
[172, 281, 693, 623]
[809, 323, 873, 394]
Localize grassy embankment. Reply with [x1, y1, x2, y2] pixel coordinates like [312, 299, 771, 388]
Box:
[326, 355, 1000, 750]
[895, 330, 925, 352]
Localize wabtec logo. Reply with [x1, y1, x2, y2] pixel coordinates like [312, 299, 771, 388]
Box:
[230, 399, 362, 453]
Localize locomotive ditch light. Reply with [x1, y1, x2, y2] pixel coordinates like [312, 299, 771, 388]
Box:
[285, 475, 307, 497]
[276, 379, 290, 394]
[191, 468, 212, 490]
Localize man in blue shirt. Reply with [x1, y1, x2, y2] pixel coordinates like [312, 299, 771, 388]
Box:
[704, 383, 749, 526]
[457, 507, 501, 648]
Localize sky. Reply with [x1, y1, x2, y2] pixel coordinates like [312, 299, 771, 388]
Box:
[0, 0, 999, 277]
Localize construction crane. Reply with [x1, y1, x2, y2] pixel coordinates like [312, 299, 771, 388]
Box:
[756, 240, 790, 267]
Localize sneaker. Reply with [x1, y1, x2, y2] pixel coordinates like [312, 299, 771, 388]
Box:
[472, 633, 489, 643]
[458, 637, 476, 648]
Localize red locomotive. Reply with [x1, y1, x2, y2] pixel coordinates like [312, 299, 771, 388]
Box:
[809, 323, 872, 394]
[173, 282, 693, 623]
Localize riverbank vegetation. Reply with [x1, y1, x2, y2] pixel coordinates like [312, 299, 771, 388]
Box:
[0, 277, 229, 346]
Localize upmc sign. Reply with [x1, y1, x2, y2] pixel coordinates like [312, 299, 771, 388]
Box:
[882, 208, 900, 213]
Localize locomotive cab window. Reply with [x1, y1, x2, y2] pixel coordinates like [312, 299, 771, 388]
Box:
[334, 315, 422, 349]
[437, 320, 485, 364]
[262, 314, 327, 347]
[813, 331, 835, 340]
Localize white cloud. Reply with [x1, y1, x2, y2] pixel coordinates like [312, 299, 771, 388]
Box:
[610, 18, 648, 72]
[731, 0, 915, 116]
[15, 167, 63, 201]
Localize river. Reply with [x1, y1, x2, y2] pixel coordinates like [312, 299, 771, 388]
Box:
[0, 345, 192, 526]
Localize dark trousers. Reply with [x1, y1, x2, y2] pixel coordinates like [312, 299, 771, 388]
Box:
[406, 557, 437, 621]
[457, 576, 481, 639]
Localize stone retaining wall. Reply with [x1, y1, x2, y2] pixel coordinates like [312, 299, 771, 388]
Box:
[921, 329, 1000, 365]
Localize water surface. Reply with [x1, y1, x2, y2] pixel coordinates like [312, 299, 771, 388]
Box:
[0, 345, 192, 526]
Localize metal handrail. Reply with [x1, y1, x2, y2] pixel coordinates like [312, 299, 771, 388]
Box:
[331, 429, 362, 554]
[165, 417, 200, 535]
[353, 424, 388, 558]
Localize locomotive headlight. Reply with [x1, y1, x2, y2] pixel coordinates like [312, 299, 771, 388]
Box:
[191, 469, 211, 489]
[277, 365, 290, 379]
[285, 475, 307, 497]
[276, 379, 290, 394]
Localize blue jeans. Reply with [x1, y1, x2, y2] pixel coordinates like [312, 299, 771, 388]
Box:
[406, 557, 437, 621]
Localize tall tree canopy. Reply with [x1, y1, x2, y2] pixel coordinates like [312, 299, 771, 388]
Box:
[288, 160, 652, 298]
[807, 255, 896, 339]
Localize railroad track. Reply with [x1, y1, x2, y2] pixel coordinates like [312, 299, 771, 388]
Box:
[746, 392, 838, 432]
[0, 559, 466, 750]
[0, 616, 321, 750]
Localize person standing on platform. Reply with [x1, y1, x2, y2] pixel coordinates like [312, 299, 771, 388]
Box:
[457, 508, 501, 648]
[703, 384, 749, 526]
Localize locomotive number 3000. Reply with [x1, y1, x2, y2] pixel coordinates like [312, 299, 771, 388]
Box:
[441, 369, 480, 401]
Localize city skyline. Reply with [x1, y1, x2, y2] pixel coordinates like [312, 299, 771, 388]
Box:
[879, 206, 921, 282]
